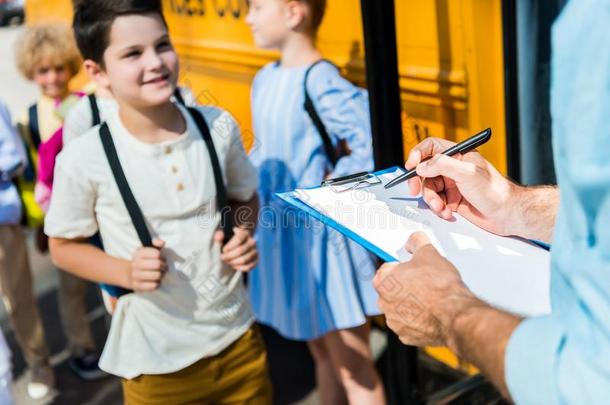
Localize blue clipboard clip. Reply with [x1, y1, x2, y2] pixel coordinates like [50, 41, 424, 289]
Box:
[321, 171, 382, 193]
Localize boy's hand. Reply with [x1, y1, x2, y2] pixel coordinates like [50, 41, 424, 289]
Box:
[129, 239, 167, 292]
[215, 227, 258, 272]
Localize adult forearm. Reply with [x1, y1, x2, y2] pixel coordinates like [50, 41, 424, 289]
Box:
[49, 237, 131, 288]
[447, 297, 522, 399]
[507, 185, 559, 243]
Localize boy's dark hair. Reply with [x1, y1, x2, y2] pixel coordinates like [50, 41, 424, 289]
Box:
[73, 0, 166, 65]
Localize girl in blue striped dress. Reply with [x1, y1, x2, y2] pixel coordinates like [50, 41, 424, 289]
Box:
[246, 1, 385, 403]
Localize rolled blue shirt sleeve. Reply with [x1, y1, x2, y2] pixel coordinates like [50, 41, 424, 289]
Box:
[506, 316, 565, 404]
[506, 266, 610, 405]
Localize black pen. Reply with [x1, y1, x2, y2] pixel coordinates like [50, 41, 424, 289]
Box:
[384, 128, 492, 189]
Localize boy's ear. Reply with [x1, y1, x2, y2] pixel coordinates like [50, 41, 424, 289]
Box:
[83, 59, 111, 91]
[285, 1, 307, 31]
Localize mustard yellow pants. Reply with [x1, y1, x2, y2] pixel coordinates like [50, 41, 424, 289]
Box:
[122, 326, 272, 405]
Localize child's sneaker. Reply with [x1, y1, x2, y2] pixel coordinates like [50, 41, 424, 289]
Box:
[68, 351, 106, 380]
[27, 363, 55, 400]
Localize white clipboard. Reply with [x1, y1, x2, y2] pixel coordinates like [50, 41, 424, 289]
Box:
[277, 167, 551, 317]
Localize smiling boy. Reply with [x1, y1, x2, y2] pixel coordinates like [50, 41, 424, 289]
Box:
[45, 0, 271, 403]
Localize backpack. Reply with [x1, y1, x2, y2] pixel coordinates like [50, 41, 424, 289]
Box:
[89, 88, 195, 306]
[303, 59, 353, 168]
[98, 107, 233, 308]
[13, 104, 45, 228]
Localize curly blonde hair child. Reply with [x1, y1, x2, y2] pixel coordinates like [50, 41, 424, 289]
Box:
[15, 22, 81, 81]
[12, 22, 105, 397]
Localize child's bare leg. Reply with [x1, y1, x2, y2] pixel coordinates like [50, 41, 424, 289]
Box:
[307, 338, 347, 405]
[323, 323, 386, 405]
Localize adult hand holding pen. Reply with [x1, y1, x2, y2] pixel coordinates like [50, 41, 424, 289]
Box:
[375, 135, 561, 400]
[405, 136, 558, 242]
[375, 137, 546, 399]
[404, 137, 517, 236]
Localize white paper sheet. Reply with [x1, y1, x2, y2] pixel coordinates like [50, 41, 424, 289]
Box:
[294, 168, 551, 317]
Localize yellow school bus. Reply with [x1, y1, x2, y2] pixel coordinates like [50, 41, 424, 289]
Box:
[25, 0, 508, 386]
[25, 0, 507, 171]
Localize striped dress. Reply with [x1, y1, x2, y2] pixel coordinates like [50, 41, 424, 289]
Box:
[248, 61, 380, 340]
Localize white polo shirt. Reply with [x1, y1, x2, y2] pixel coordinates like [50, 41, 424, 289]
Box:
[62, 96, 118, 146]
[63, 87, 196, 145]
[45, 104, 259, 379]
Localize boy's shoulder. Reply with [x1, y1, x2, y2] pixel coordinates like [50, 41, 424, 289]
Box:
[195, 104, 235, 119]
[185, 105, 238, 137]
[66, 94, 93, 114]
[60, 105, 240, 164]
[64, 95, 94, 125]
[59, 124, 105, 168]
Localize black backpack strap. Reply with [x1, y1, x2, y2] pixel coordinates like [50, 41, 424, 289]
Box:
[173, 88, 185, 106]
[28, 104, 41, 150]
[97, 109, 235, 295]
[99, 109, 234, 249]
[88, 94, 101, 126]
[303, 59, 338, 167]
[187, 107, 234, 244]
[99, 123, 153, 248]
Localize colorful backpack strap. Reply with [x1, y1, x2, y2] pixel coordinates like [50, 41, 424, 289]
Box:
[88, 94, 101, 126]
[303, 59, 338, 167]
